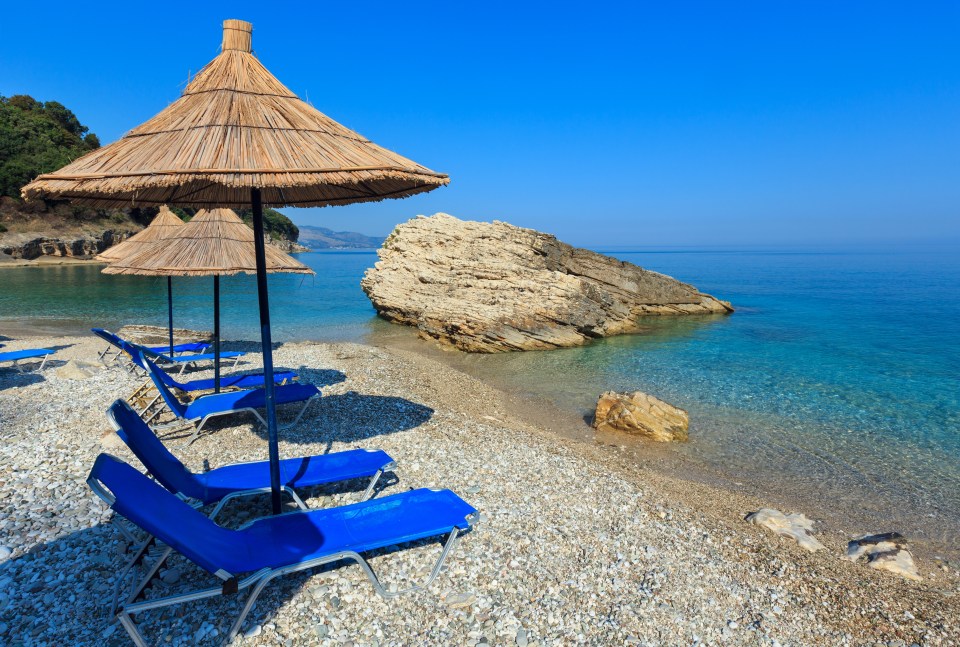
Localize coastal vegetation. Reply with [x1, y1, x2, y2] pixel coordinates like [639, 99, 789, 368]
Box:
[0, 95, 301, 255]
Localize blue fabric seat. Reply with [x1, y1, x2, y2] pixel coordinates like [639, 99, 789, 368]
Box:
[108, 399, 394, 508]
[125, 344, 296, 392]
[0, 348, 53, 372]
[146, 341, 211, 354]
[88, 453, 478, 645]
[92, 328, 244, 374]
[140, 352, 320, 443]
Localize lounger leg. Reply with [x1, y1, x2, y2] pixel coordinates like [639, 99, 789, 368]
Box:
[233, 355, 241, 368]
[37, 354, 48, 371]
[279, 395, 318, 430]
[359, 467, 388, 502]
[351, 527, 463, 599]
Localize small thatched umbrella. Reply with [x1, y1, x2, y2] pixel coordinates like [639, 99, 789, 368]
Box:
[96, 205, 185, 354]
[105, 208, 313, 391]
[23, 19, 448, 513]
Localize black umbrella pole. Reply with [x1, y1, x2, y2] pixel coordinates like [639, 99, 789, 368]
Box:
[251, 188, 282, 514]
[214, 275, 221, 393]
[167, 277, 174, 355]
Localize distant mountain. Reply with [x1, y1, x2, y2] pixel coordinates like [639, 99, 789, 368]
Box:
[296, 225, 384, 249]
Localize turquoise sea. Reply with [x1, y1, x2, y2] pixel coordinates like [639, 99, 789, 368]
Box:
[2, 248, 958, 550]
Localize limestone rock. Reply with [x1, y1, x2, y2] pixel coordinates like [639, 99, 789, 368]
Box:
[592, 391, 689, 442]
[844, 532, 921, 581]
[745, 508, 825, 552]
[360, 214, 733, 352]
[54, 360, 100, 380]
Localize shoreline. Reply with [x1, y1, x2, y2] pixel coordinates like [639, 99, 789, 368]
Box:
[0, 334, 957, 644]
[5, 322, 959, 563]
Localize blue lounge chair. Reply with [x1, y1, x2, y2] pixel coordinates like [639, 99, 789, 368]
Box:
[88, 453, 478, 645]
[0, 348, 53, 372]
[92, 328, 244, 375]
[124, 348, 298, 421]
[107, 399, 395, 520]
[97, 334, 210, 364]
[140, 352, 320, 443]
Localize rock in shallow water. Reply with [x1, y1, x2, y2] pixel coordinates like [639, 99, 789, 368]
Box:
[745, 508, 825, 552]
[593, 391, 689, 442]
[361, 214, 732, 352]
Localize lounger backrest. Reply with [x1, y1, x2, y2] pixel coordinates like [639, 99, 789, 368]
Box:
[88, 454, 239, 576]
[138, 353, 189, 419]
[91, 327, 123, 349]
[108, 400, 204, 500]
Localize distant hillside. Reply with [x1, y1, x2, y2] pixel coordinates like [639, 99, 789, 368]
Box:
[296, 225, 384, 249]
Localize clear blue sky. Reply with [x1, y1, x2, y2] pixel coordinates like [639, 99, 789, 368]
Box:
[2, 1, 958, 248]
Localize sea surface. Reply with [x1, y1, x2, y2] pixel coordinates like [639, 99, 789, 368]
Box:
[2, 248, 958, 551]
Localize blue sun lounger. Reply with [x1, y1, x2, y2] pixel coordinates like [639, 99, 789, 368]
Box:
[0, 348, 53, 372]
[107, 399, 395, 521]
[140, 352, 320, 444]
[88, 453, 478, 645]
[124, 348, 298, 421]
[97, 334, 210, 364]
[92, 328, 244, 375]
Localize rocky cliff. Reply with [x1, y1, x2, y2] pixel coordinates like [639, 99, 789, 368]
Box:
[361, 214, 733, 352]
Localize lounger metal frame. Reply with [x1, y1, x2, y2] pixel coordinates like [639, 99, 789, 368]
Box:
[165, 392, 319, 446]
[1, 352, 49, 373]
[88, 477, 477, 646]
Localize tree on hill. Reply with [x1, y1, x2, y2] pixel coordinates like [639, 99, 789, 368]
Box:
[0, 95, 100, 199]
[0, 95, 299, 243]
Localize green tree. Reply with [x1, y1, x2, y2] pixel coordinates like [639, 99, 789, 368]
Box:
[0, 94, 100, 199]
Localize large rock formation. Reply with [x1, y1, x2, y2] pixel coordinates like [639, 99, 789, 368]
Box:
[0, 231, 128, 260]
[361, 214, 733, 352]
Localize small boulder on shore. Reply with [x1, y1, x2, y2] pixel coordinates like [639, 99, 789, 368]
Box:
[361, 214, 732, 353]
[844, 532, 922, 581]
[745, 508, 825, 552]
[592, 390, 689, 441]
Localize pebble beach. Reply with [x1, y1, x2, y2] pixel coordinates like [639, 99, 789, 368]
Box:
[1, 335, 959, 646]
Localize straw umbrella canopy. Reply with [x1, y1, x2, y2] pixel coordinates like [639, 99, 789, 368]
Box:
[96, 205, 186, 354]
[105, 208, 313, 391]
[22, 18, 448, 513]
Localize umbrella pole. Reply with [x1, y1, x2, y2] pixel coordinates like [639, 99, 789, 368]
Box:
[214, 275, 221, 393]
[251, 188, 282, 514]
[167, 277, 174, 356]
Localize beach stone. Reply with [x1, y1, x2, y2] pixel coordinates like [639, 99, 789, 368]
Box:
[592, 391, 689, 442]
[844, 533, 922, 581]
[745, 508, 825, 552]
[55, 360, 99, 380]
[360, 213, 732, 352]
[0, 546, 11, 562]
[99, 430, 124, 450]
[444, 591, 477, 608]
[244, 624, 262, 638]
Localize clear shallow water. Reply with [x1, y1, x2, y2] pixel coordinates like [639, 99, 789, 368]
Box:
[2, 249, 959, 548]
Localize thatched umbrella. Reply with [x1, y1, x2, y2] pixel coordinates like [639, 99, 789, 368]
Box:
[96, 205, 185, 354]
[105, 208, 313, 391]
[23, 19, 448, 513]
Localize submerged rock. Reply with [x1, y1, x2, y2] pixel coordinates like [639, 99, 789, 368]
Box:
[593, 391, 689, 441]
[745, 508, 826, 552]
[361, 214, 732, 352]
[844, 532, 922, 581]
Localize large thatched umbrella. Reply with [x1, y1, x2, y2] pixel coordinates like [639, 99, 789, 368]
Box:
[104, 208, 313, 391]
[23, 19, 448, 513]
[96, 205, 185, 354]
